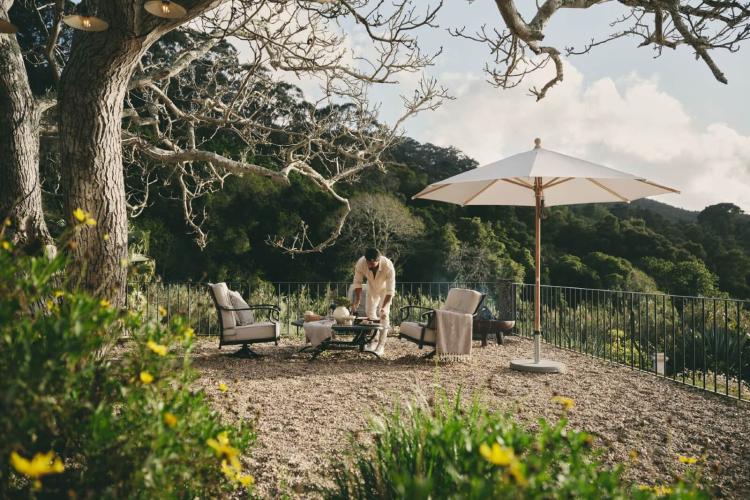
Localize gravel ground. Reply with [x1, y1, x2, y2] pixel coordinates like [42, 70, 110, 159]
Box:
[190, 334, 750, 499]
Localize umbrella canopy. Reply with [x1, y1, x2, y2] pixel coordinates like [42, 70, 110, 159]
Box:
[414, 140, 677, 207]
[413, 138, 679, 373]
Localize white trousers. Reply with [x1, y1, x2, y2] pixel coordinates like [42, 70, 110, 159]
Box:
[365, 291, 391, 350]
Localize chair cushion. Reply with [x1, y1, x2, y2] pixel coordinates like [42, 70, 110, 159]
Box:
[223, 322, 279, 342]
[227, 290, 254, 326]
[209, 282, 235, 329]
[443, 288, 483, 314]
[399, 321, 436, 344]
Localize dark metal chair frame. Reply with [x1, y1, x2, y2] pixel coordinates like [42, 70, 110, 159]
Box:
[473, 280, 517, 346]
[208, 285, 281, 358]
[398, 291, 486, 359]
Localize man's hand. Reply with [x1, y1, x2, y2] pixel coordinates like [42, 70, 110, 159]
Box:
[350, 302, 359, 313]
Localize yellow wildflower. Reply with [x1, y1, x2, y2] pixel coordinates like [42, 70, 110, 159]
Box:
[139, 371, 154, 384]
[237, 473, 254, 487]
[46, 300, 56, 312]
[158, 306, 167, 317]
[84, 216, 96, 227]
[163, 412, 178, 427]
[221, 458, 239, 477]
[3, 218, 10, 227]
[53, 290, 65, 298]
[218, 382, 229, 393]
[10, 451, 64, 489]
[207, 432, 241, 470]
[72, 208, 86, 223]
[147, 340, 168, 357]
[479, 442, 515, 466]
[183, 327, 195, 340]
[508, 460, 528, 487]
[1, 240, 10, 251]
[99, 299, 111, 309]
[220, 459, 254, 488]
[637, 484, 653, 492]
[678, 455, 698, 465]
[215, 431, 230, 446]
[551, 395, 575, 411]
[103, 233, 110, 241]
[653, 485, 673, 496]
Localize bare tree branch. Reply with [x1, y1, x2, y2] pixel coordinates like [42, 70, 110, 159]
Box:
[452, 0, 750, 99]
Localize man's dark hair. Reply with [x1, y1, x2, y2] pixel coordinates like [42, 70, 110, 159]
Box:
[364, 248, 380, 261]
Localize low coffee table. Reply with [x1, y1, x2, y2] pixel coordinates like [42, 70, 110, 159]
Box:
[293, 319, 384, 360]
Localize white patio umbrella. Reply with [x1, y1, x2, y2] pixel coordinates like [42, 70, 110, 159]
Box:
[413, 138, 679, 373]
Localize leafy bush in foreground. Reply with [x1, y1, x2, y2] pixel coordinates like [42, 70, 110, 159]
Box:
[0, 227, 254, 498]
[326, 391, 707, 499]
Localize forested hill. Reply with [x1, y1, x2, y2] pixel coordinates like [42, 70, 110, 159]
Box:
[630, 199, 698, 223]
[135, 137, 750, 301]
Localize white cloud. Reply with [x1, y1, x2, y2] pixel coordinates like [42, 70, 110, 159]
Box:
[409, 62, 750, 212]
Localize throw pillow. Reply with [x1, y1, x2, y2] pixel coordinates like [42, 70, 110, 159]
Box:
[228, 290, 255, 326]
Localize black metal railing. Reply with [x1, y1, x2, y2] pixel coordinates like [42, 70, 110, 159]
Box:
[126, 280, 749, 401]
[125, 280, 509, 336]
[515, 284, 749, 401]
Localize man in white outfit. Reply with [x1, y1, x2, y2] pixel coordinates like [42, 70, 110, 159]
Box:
[351, 247, 396, 356]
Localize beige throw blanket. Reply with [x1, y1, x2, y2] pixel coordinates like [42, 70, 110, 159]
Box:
[435, 309, 473, 361]
[303, 319, 335, 347]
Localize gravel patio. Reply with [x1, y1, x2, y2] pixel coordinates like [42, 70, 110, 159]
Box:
[191, 334, 750, 498]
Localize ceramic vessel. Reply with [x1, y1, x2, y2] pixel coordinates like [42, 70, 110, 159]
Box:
[333, 306, 350, 324]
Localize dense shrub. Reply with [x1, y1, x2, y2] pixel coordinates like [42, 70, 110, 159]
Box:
[326, 391, 707, 499]
[0, 228, 254, 497]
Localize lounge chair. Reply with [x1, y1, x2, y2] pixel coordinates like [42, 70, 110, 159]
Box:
[398, 288, 485, 358]
[208, 282, 280, 358]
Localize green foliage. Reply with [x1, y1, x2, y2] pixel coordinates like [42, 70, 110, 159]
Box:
[0, 242, 254, 497]
[340, 193, 425, 264]
[334, 296, 351, 307]
[551, 255, 600, 289]
[642, 257, 720, 297]
[443, 218, 525, 284]
[623, 268, 660, 293]
[324, 391, 707, 500]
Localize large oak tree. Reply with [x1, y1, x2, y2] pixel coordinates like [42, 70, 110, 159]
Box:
[1, 0, 444, 303]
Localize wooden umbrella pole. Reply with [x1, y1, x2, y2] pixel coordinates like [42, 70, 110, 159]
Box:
[534, 177, 543, 363]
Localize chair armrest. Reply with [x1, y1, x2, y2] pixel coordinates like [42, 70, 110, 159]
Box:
[397, 305, 433, 324]
[248, 304, 280, 322]
[421, 310, 436, 330]
[219, 304, 280, 322]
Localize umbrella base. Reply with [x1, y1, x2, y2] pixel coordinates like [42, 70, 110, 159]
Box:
[509, 358, 565, 373]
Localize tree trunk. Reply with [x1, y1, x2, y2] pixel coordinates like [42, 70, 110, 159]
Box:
[57, 1, 213, 303]
[0, 3, 54, 253]
[58, 31, 147, 304]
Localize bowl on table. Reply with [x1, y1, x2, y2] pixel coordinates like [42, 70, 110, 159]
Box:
[303, 311, 323, 322]
[336, 315, 356, 326]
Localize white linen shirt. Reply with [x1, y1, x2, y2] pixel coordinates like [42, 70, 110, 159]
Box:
[352, 255, 396, 298]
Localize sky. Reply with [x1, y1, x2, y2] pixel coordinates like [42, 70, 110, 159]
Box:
[238, 1, 750, 213]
